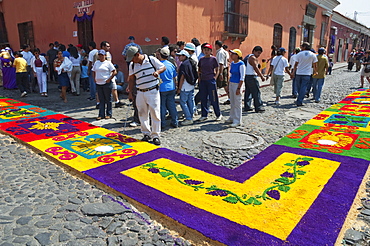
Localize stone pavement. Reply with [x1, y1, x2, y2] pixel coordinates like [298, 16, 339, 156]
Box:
[1, 61, 370, 245]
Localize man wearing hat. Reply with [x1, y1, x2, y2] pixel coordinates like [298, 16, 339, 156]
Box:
[312, 48, 328, 103]
[127, 46, 166, 146]
[176, 49, 197, 125]
[122, 36, 142, 67]
[197, 43, 222, 121]
[184, 43, 198, 64]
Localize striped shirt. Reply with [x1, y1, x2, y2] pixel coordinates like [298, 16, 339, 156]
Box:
[129, 55, 165, 90]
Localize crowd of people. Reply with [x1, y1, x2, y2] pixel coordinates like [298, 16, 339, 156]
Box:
[0, 36, 370, 145]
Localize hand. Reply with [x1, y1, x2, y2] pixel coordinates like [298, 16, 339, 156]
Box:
[126, 87, 130, 93]
[236, 88, 241, 96]
[128, 92, 133, 101]
[225, 85, 229, 93]
[106, 78, 111, 83]
[153, 72, 159, 78]
[261, 76, 266, 82]
[34, 73, 37, 77]
[290, 74, 294, 79]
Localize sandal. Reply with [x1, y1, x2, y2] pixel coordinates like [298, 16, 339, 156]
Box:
[96, 117, 102, 120]
[105, 116, 112, 119]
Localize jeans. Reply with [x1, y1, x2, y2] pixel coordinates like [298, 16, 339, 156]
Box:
[295, 75, 311, 105]
[160, 89, 178, 127]
[199, 78, 221, 117]
[244, 75, 263, 111]
[312, 78, 325, 102]
[89, 69, 96, 99]
[96, 82, 112, 118]
[291, 72, 298, 96]
[306, 76, 314, 95]
[179, 89, 195, 120]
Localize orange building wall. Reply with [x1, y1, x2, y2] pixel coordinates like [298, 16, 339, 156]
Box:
[1, 0, 177, 67]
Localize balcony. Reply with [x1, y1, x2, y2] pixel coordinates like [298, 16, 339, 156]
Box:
[222, 12, 248, 43]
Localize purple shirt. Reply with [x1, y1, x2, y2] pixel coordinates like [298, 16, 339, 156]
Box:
[198, 56, 218, 80]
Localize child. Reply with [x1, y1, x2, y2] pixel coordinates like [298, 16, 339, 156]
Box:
[328, 58, 333, 75]
[347, 55, 354, 71]
[80, 59, 89, 91]
[12, 51, 29, 97]
[261, 59, 267, 76]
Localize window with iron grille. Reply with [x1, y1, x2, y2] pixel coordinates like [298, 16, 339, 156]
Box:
[273, 23, 283, 48]
[224, 0, 249, 35]
[18, 21, 35, 49]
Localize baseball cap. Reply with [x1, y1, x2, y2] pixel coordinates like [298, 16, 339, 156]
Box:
[128, 36, 135, 40]
[160, 47, 170, 56]
[176, 50, 190, 58]
[184, 43, 196, 51]
[295, 47, 301, 51]
[279, 47, 286, 52]
[318, 47, 326, 52]
[98, 49, 106, 55]
[203, 44, 213, 50]
[76, 44, 83, 48]
[126, 46, 139, 62]
[62, 51, 70, 57]
[229, 49, 242, 58]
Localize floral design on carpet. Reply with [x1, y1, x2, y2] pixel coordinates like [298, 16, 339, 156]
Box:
[56, 134, 132, 159]
[339, 105, 370, 113]
[299, 129, 359, 152]
[141, 156, 313, 206]
[324, 114, 370, 128]
[0, 108, 36, 119]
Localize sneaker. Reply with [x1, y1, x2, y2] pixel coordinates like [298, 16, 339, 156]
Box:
[223, 100, 231, 105]
[87, 97, 95, 101]
[230, 123, 241, 127]
[197, 116, 208, 122]
[141, 135, 151, 142]
[181, 119, 193, 126]
[275, 101, 280, 105]
[129, 121, 140, 127]
[115, 101, 124, 108]
[208, 108, 213, 113]
[95, 104, 100, 109]
[314, 100, 320, 103]
[152, 138, 161, 145]
[225, 118, 233, 123]
[244, 108, 253, 112]
[171, 123, 178, 128]
[21, 91, 27, 97]
[215, 115, 223, 121]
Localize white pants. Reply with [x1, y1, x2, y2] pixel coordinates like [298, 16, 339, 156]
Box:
[228, 82, 242, 125]
[70, 66, 81, 94]
[35, 67, 47, 93]
[136, 89, 161, 138]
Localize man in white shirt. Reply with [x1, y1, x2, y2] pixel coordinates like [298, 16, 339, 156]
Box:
[21, 44, 35, 93]
[215, 40, 229, 104]
[268, 47, 292, 105]
[292, 42, 318, 106]
[87, 41, 98, 101]
[127, 46, 166, 146]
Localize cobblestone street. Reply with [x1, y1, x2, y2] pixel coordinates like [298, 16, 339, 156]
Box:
[1, 63, 369, 245]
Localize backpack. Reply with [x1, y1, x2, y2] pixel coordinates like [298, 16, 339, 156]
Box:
[183, 58, 198, 85]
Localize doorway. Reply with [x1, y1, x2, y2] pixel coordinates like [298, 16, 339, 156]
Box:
[288, 27, 297, 59]
[77, 18, 94, 51]
[18, 21, 35, 49]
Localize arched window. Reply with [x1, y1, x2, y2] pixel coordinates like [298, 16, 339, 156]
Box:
[273, 23, 283, 48]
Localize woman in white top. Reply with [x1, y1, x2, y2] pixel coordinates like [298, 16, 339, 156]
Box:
[30, 48, 48, 96]
[92, 50, 117, 120]
[68, 46, 81, 95]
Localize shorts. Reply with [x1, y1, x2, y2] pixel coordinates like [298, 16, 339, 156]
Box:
[111, 80, 117, 90]
[361, 67, 370, 77]
[216, 67, 229, 88]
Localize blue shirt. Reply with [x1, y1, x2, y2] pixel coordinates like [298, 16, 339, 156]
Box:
[159, 60, 177, 92]
[230, 61, 245, 83]
[81, 65, 88, 78]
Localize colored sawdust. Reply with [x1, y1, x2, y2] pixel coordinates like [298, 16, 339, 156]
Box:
[0, 89, 369, 246]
